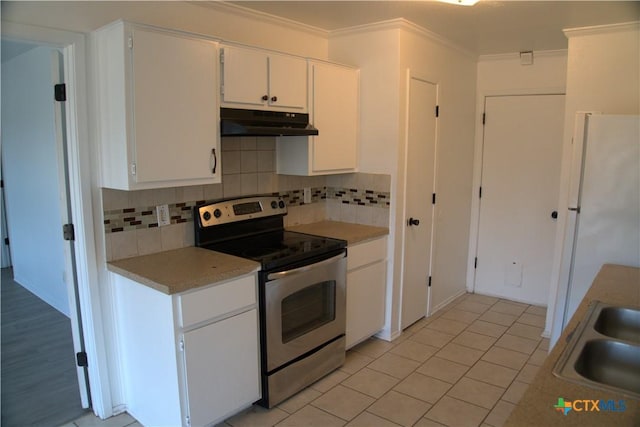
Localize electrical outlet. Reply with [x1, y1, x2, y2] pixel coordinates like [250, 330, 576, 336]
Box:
[303, 187, 312, 204]
[156, 204, 171, 227]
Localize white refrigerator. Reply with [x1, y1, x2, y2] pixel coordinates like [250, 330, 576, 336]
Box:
[557, 113, 640, 330]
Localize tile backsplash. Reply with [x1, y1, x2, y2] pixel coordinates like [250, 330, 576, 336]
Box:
[103, 136, 390, 261]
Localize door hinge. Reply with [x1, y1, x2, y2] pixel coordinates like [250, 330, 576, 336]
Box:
[76, 351, 88, 367]
[428, 276, 432, 287]
[63, 224, 75, 241]
[130, 163, 137, 175]
[435, 105, 440, 118]
[128, 36, 133, 49]
[220, 84, 225, 96]
[54, 83, 66, 102]
[479, 186, 482, 198]
[185, 415, 191, 427]
[220, 49, 225, 64]
[482, 112, 486, 125]
[474, 257, 478, 269]
[432, 193, 436, 205]
[179, 340, 185, 352]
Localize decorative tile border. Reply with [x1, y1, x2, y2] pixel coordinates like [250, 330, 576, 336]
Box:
[279, 187, 326, 206]
[327, 187, 391, 207]
[103, 186, 390, 234]
[104, 202, 201, 233]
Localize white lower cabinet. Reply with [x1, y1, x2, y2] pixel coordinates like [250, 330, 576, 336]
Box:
[345, 237, 388, 349]
[111, 272, 260, 427]
[182, 310, 259, 427]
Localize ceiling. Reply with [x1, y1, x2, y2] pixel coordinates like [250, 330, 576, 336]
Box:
[228, 1, 640, 55]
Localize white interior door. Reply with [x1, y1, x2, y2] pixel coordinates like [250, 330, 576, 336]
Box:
[475, 94, 565, 305]
[401, 77, 437, 329]
[51, 50, 91, 408]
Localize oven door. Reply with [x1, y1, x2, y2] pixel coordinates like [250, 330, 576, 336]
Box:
[264, 251, 346, 372]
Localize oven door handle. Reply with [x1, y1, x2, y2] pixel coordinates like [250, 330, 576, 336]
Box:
[266, 253, 345, 282]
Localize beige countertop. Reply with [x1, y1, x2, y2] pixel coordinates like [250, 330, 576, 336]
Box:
[287, 220, 388, 245]
[107, 247, 260, 295]
[107, 221, 387, 295]
[505, 264, 640, 426]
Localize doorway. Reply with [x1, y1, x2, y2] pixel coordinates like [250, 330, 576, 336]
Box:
[474, 94, 565, 305]
[401, 76, 438, 329]
[1, 39, 89, 425]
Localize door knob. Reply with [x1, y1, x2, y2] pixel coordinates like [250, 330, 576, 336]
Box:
[551, 211, 558, 220]
[408, 218, 420, 226]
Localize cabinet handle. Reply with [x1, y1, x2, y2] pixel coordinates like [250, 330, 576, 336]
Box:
[211, 148, 217, 174]
[261, 95, 269, 101]
[271, 96, 278, 103]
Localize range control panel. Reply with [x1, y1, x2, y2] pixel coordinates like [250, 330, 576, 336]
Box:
[196, 195, 287, 227]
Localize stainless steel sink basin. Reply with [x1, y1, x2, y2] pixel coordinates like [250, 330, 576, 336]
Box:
[553, 301, 640, 398]
[574, 339, 640, 395]
[593, 306, 640, 342]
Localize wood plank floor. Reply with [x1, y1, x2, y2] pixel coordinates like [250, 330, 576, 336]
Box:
[1, 267, 88, 426]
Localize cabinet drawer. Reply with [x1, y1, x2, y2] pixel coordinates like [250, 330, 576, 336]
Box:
[179, 274, 256, 328]
[347, 237, 387, 271]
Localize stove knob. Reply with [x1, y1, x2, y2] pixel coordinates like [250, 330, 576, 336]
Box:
[203, 211, 212, 221]
[213, 209, 222, 218]
[278, 200, 285, 209]
[271, 201, 278, 209]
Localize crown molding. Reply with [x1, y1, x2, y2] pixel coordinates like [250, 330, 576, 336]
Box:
[479, 49, 568, 62]
[563, 21, 639, 38]
[197, 1, 329, 38]
[329, 18, 475, 59]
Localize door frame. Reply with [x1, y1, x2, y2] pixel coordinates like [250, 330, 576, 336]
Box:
[2, 22, 112, 418]
[398, 70, 439, 327]
[467, 88, 565, 332]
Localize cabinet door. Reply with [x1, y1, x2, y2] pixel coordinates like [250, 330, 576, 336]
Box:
[268, 53, 307, 110]
[131, 27, 220, 184]
[346, 261, 386, 349]
[311, 63, 359, 172]
[221, 46, 269, 107]
[182, 309, 260, 426]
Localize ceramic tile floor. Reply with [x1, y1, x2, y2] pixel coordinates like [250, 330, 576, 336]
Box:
[64, 293, 549, 427]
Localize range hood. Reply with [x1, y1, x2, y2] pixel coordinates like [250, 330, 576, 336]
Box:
[220, 108, 319, 137]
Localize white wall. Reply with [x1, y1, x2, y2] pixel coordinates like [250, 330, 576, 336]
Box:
[329, 26, 402, 174]
[329, 25, 403, 338]
[399, 27, 477, 316]
[468, 50, 568, 313]
[1, 46, 70, 316]
[1, 1, 328, 59]
[549, 22, 640, 347]
[329, 21, 477, 338]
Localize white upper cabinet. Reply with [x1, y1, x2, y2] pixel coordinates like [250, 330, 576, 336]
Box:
[221, 45, 307, 111]
[95, 21, 221, 190]
[277, 61, 359, 175]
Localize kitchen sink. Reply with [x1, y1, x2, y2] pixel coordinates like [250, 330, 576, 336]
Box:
[593, 306, 640, 342]
[553, 301, 640, 398]
[574, 339, 640, 395]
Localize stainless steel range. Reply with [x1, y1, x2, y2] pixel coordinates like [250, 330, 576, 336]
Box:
[194, 195, 347, 407]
